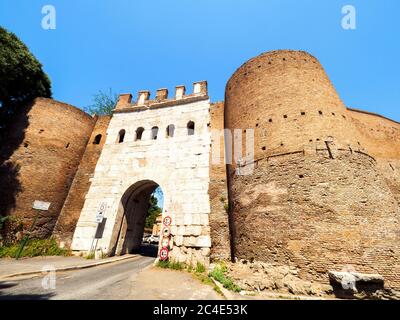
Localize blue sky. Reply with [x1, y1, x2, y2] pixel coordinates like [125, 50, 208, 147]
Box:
[0, 0, 399, 121]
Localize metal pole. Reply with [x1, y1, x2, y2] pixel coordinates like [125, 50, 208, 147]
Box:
[89, 223, 100, 257]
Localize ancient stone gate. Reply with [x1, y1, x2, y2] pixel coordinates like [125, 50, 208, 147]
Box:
[71, 82, 215, 265]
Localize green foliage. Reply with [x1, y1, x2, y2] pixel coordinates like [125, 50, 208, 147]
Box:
[145, 195, 162, 229]
[209, 264, 241, 293]
[0, 238, 70, 258]
[194, 270, 215, 286]
[223, 202, 229, 213]
[195, 262, 206, 273]
[155, 260, 224, 296]
[85, 252, 95, 260]
[156, 260, 184, 270]
[85, 89, 118, 116]
[156, 260, 170, 268]
[0, 27, 52, 129]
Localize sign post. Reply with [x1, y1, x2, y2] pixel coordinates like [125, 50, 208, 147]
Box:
[89, 202, 107, 257]
[16, 201, 51, 260]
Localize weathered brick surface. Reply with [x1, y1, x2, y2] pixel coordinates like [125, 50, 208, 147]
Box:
[0, 98, 95, 239]
[53, 115, 111, 247]
[225, 50, 400, 290]
[1, 50, 398, 291]
[209, 102, 231, 261]
[348, 109, 400, 207]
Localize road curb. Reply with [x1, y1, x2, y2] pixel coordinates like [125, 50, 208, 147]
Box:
[211, 278, 232, 300]
[0, 254, 139, 281]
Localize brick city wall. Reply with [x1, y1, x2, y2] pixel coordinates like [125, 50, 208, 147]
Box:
[347, 108, 400, 206]
[225, 50, 400, 290]
[0, 98, 95, 239]
[209, 101, 231, 261]
[1, 49, 398, 290]
[53, 115, 111, 248]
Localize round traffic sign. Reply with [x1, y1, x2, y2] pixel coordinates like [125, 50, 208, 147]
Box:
[161, 237, 170, 248]
[163, 216, 172, 226]
[162, 227, 171, 238]
[159, 248, 169, 261]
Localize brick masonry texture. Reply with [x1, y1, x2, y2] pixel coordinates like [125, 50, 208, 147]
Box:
[209, 102, 231, 260]
[0, 98, 95, 239]
[225, 50, 400, 290]
[53, 115, 111, 248]
[1, 49, 399, 290]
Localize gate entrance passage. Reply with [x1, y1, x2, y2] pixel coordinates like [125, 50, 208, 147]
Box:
[110, 180, 163, 257]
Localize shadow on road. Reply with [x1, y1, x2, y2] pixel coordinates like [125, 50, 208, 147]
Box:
[0, 281, 55, 300]
[0, 282, 17, 290]
[136, 244, 158, 258]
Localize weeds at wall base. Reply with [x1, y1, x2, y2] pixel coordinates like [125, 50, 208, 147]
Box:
[155, 260, 240, 295]
[0, 238, 71, 258]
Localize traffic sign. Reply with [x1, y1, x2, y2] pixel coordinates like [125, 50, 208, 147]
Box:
[98, 202, 107, 214]
[95, 202, 107, 223]
[159, 248, 169, 261]
[32, 200, 51, 211]
[161, 237, 170, 248]
[163, 216, 172, 226]
[162, 226, 171, 238]
[95, 212, 104, 223]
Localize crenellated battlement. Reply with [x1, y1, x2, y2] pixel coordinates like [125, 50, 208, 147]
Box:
[114, 80, 208, 113]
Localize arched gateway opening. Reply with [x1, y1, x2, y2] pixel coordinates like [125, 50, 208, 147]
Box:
[109, 180, 164, 258]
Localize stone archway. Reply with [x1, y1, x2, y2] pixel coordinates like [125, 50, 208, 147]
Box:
[109, 180, 161, 256]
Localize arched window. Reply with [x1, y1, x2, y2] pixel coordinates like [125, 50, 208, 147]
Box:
[187, 121, 195, 136]
[135, 127, 144, 141]
[166, 124, 175, 138]
[93, 134, 102, 145]
[151, 126, 159, 140]
[118, 129, 126, 143]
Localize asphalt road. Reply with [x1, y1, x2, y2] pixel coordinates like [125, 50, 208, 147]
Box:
[0, 255, 155, 300]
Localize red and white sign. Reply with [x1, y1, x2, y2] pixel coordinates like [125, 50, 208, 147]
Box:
[162, 227, 171, 238]
[161, 237, 170, 248]
[163, 216, 172, 226]
[159, 248, 169, 261]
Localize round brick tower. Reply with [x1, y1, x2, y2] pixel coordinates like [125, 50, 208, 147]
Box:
[225, 50, 400, 289]
[226, 50, 361, 156]
[0, 98, 95, 240]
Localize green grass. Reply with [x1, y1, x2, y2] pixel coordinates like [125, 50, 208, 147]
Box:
[155, 259, 242, 294]
[209, 264, 241, 293]
[195, 262, 206, 273]
[0, 239, 71, 258]
[85, 252, 95, 260]
[156, 260, 185, 270]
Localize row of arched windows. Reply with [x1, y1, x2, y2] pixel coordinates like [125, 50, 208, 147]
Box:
[117, 121, 195, 143]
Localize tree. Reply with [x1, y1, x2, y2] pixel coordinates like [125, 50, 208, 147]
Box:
[145, 195, 162, 229]
[0, 27, 52, 130]
[85, 89, 118, 116]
